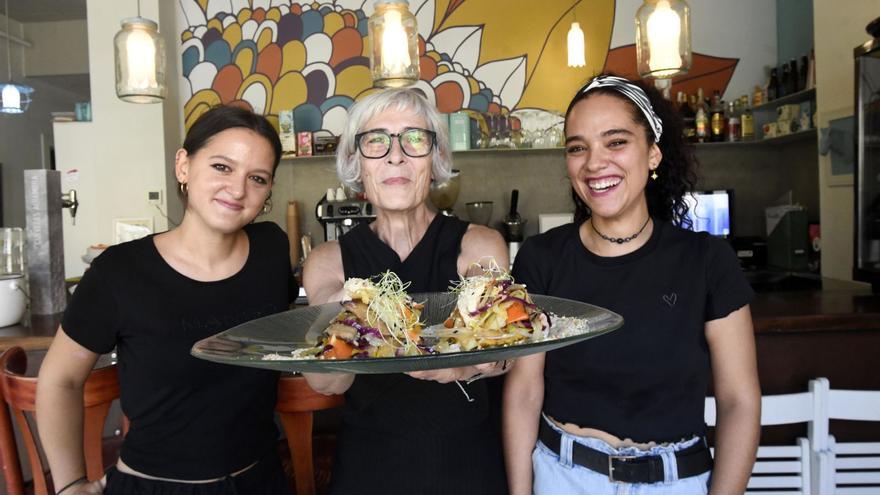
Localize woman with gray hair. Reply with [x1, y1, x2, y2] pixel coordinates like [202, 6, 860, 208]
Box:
[302, 88, 510, 494]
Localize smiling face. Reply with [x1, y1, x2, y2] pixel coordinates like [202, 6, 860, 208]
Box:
[359, 108, 433, 213]
[564, 93, 662, 223]
[176, 128, 275, 234]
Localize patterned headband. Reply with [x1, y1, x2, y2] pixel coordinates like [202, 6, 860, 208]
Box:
[579, 75, 663, 142]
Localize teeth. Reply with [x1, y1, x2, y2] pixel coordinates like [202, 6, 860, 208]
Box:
[588, 178, 621, 191]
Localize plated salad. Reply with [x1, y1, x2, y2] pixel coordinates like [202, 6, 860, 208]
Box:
[430, 271, 550, 353]
[311, 271, 425, 359]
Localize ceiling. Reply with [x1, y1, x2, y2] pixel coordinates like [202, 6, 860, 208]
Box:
[2, 0, 87, 23]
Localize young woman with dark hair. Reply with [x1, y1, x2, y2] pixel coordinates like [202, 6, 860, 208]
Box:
[503, 75, 760, 495]
[36, 105, 295, 495]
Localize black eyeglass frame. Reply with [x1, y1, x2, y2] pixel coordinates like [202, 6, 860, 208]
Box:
[354, 128, 437, 159]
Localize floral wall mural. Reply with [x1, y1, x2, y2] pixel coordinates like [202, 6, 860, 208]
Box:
[178, 0, 737, 138]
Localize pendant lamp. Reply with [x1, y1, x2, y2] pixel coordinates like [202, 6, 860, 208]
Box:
[114, 0, 166, 103]
[368, 0, 419, 88]
[635, 0, 691, 79]
[567, 22, 586, 68]
[0, 0, 34, 114]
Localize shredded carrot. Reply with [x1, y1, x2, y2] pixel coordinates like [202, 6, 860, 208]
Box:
[506, 302, 529, 324]
[444, 318, 455, 328]
[323, 335, 354, 359]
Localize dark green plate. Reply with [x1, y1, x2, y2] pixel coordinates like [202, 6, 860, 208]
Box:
[190, 293, 623, 373]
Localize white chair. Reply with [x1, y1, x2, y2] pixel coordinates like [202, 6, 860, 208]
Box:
[810, 378, 880, 495]
[705, 380, 825, 495]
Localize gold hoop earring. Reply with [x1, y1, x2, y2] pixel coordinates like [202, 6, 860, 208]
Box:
[179, 182, 188, 195]
[261, 197, 273, 215]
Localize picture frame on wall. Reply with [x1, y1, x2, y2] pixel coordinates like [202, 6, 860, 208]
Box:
[819, 106, 855, 187]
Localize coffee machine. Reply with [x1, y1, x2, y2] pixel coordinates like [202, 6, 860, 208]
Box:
[316, 194, 376, 241]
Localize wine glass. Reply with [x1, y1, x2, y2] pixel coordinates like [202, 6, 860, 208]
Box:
[429, 169, 461, 217]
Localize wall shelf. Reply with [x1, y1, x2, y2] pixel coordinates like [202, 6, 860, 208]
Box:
[752, 87, 816, 112]
[695, 128, 817, 148]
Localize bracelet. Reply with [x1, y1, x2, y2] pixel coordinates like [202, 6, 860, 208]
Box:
[465, 360, 511, 385]
[56, 476, 87, 495]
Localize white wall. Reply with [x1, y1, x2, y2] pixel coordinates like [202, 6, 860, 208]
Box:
[611, 0, 778, 101]
[0, 13, 82, 228]
[24, 20, 89, 76]
[56, 0, 170, 277]
[813, 0, 875, 281]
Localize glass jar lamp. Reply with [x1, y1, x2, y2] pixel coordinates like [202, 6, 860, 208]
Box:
[635, 0, 691, 79]
[114, 17, 166, 103]
[368, 0, 419, 88]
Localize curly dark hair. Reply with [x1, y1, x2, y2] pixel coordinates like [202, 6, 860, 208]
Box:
[565, 75, 698, 229]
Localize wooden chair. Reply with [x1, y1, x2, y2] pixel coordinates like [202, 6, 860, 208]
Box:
[705, 380, 825, 495]
[0, 346, 120, 495]
[811, 377, 880, 495]
[276, 375, 344, 495]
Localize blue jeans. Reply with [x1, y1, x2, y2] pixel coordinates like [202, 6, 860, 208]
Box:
[533, 417, 712, 495]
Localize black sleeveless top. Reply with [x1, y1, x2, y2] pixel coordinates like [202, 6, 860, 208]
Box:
[332, 214, 507, 495]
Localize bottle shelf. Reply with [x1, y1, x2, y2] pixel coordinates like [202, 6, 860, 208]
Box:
[753, 87, 816, 112]
[695, 128, 816, 147]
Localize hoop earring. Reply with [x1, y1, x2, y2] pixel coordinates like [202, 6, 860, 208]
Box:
[179, 182, 188, 195]
[261, 197, 273, 215]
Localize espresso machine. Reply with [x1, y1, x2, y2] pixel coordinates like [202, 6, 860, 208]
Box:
[315, 193, 376, 241]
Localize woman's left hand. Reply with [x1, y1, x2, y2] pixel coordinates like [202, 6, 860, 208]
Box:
[407, 360, 511, 384]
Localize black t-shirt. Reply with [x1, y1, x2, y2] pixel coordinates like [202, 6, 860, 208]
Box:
[62, 222, 296, 479]
[512, 219, 753, 443]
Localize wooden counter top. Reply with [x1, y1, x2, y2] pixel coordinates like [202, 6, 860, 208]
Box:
[0, 314, 61, 351]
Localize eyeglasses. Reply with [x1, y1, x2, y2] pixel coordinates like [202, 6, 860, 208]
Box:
[355, 128, 436, 159]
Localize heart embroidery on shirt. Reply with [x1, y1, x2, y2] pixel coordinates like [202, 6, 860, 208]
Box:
[663, 293, 677, 307]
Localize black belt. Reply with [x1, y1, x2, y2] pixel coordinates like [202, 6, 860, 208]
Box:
[538, 420, 713, 484]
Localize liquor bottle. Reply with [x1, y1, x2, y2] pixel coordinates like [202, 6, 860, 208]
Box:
[740, 95, 755, 141]
[799, 54, 809, 91]
[787, 59, 798, 95]
[678, 92, 696, 142]
[726, 100, 740, 142]
[780, 63, 791, 98]
[710, 91, 726, 142]
[768, 68, 779, 101]
[753, 85, 764, 107]
[695, 104, 708, 143]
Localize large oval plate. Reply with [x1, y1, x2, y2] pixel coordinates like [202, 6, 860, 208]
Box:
[191, 293, 623, 373]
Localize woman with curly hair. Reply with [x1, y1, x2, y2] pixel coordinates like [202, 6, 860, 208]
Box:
[503, 75, 760, 494]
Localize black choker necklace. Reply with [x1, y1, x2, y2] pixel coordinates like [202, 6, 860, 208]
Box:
[591, 217, 651, 244]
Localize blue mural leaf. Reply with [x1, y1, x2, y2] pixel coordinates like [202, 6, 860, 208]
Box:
[468, 93, 489, 113]
[301, 10, 325, 39]
[182, 46, 201, 78]
[205, 39, 232, 68]
[277, 13, 303, 44]
[320, 95, 354, 113]
[319, 6, 333, 15]
[294, 104, 323, 132]
[357, 17, 368, 37]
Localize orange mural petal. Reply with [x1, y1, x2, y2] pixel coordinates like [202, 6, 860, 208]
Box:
[256, 44, 282, 84]
[603, 45, 739, 99]
[213, 64, 244, 104]
[420, 56, 438, 81]
[329, 28, 364, 68]
[342, 12, 357, 28]
[252, 8, 266, 23]
[435, 81, 464, 113]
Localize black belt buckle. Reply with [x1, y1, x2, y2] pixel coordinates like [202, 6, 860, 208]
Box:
[608, 454, 637, 483]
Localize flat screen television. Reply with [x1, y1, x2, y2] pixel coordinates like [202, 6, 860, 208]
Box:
[683, 190, 733, 238]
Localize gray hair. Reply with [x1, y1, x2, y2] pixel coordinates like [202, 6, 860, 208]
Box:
[336, 88, 454, 192]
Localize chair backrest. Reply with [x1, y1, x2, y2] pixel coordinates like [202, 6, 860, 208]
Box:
[706, 383, 824, 495]
[0, 347, 120, 495]
[811, 377, 880, 495]
[275, 375, 344, 495]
